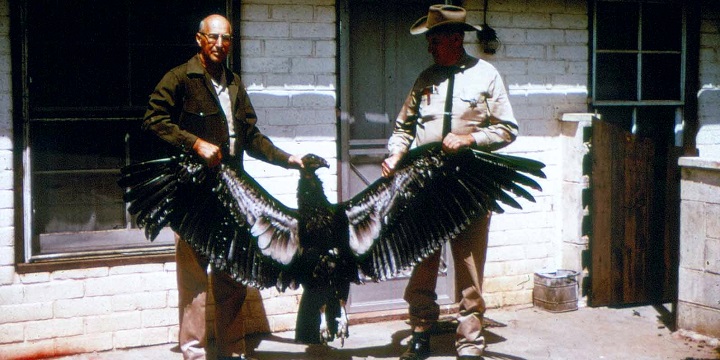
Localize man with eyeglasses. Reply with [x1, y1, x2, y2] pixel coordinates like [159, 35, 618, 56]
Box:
[143, 14, 304, 360]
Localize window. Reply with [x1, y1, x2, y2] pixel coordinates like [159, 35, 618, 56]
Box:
[591, 0, 685, 145]
[17, 1, 231, 262]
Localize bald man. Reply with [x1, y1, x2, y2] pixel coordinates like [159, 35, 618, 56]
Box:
[143, 14, 303, 360]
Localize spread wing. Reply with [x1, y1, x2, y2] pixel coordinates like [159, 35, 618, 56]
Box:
[341, 142, 546, 281]
[118, 155, 301, 289]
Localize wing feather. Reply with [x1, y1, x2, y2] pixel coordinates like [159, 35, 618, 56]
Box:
[342, 142, 546, 281]
[118, 155, 300, 289]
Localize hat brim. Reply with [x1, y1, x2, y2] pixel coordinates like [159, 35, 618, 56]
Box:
[410, 16, 483, 35]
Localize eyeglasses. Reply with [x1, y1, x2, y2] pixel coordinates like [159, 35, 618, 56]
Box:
[199, 32, 232, 44]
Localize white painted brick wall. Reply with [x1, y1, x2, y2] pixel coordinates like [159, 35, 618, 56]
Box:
[677, 158, 720, 338]
[238, 0, 340, 332]
[84, 312, 142, 333]
[0, 262, 179, 358]
[142, 308, 177, 328]
[111, 291, 169, 311]
[0, 302, 54, 324]
[113, 327, 171, 348]
[697, 3, 720, 158]
[55, 333, 114, 355]
[0, 4, 15, 347]
[463, 0, 589, 309]
[24, 280, 85, 302]
[0, 323, 24, 344]
[240, 0, 339, 212]
[667, 4, 720, 336]
[54, 297, 114, 318]
[25, 318, 84, 341]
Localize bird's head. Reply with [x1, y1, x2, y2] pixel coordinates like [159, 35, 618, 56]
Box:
[301, 154, 329, 174]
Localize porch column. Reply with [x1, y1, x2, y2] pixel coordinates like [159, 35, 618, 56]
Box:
[559, 113, 595, 305]
[677, 156, 720, 339]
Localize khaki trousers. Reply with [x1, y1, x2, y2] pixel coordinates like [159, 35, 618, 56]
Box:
[176, 237, 248, 360]
[404, 212, 490, 357]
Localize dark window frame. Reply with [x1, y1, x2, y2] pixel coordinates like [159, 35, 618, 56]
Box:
[591, 0, 687, 145]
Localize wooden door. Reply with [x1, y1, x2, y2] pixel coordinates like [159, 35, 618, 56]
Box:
[590, 119, 679, 306]
[338, 0, 456, 313]
[589, 1, 686, 307]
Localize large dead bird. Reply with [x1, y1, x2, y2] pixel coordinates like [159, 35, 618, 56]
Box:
[118, 142, 545, 345]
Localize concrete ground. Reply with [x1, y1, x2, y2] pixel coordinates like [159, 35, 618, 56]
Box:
[49, 304, 719, 360]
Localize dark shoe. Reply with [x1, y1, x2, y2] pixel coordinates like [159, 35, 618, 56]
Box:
[457, 355, 483, 359]
[400, 331, 431, 360]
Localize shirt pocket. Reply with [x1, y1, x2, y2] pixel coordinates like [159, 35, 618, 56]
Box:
[182, 99, 220, 118]
[179, 100, 227, 144]
[418, 87, 445, 124]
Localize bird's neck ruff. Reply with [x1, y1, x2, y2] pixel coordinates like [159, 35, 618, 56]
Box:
[297, 172, 330, 209]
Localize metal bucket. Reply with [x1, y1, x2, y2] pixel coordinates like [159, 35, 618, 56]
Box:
[532, 269, 578, 313]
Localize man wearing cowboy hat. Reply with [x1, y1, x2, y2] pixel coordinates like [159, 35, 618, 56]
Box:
[382, 4, 518, 360]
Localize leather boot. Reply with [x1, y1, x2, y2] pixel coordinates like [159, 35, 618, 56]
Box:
[399, 331, 431, 360]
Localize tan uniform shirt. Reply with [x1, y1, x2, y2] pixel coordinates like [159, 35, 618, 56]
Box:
[388, 54, 518, 154]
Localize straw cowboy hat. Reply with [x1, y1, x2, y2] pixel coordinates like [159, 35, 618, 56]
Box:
[410, 4, 483, 35]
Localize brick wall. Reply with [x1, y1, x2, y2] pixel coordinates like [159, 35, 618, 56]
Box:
[697, 2, 720, 158]
[1, 263, 179, 358]
[676, 1, 720, 340]
[237, 0, 339, 335]
[0, 0, 13, 287]
[462, 0, 589, 307]
[240, 0, 338, 208]
[677, 158, 720, 339]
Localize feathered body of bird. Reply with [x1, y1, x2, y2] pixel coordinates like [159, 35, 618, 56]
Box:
[118, 142, 545, 345]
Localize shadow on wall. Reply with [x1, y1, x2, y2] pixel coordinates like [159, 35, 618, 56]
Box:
[507, 83, 589, 138]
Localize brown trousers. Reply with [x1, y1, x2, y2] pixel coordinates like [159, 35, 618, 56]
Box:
[176, 237, 248, 360]
[404, 212, 490, 357]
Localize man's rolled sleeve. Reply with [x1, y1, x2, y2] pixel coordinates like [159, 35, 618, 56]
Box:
[471, 122, 518, 151]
